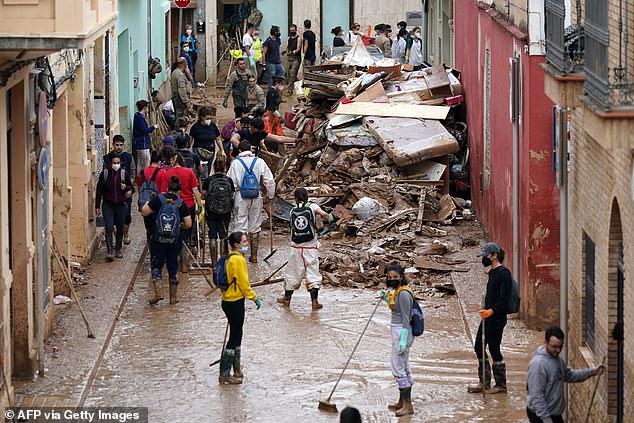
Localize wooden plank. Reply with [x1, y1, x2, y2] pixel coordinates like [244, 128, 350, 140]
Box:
[353, 81, 388, 103]
[414, 189, 427, 235]
[335, 102, 450, 120]
[413, 257, 470, 272]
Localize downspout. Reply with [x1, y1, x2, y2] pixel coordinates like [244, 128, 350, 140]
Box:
[511, 56, 520, 309]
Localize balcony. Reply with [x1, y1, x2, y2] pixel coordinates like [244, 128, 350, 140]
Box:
[0, 0, 117, 61]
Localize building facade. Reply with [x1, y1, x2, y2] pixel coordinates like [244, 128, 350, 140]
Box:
[0, 0, 118, 408]
[543, 0, 633, 421]
[454, 0, 561, 329]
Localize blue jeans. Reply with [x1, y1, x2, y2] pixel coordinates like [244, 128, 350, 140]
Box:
[103, 201, 127, 253]
[150, 239, 181, 282]
[263, 63, 285, 85]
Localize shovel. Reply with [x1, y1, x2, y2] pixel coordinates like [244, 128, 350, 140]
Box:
[318, 297, 383, 413]
[263, 202, 277, 262]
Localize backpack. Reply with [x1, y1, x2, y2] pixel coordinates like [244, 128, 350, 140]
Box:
[507, 273, 521, 314]
[177, 148, 196, 170]
[137, 167, 161, 211]
[206, 176, 234, 214]
[403, 290, 425, 337]
[290, 203, 316, 244]
[213, 253, 238, 290]
[237, 157, 260, 199]
[154, 195, 183, 244]
[221, 120, 236, 140]
[101, 168, 126, 183]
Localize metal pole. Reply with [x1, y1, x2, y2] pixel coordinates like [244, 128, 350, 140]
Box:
[178, 8, 183, 53]
[511, 57, 520, 292]
[558, 107, 569, 421]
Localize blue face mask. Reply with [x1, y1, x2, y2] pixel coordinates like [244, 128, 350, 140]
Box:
[240, 246, 249, 253]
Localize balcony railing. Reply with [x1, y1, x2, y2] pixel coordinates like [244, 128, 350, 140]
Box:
[545, 0, 584, 73]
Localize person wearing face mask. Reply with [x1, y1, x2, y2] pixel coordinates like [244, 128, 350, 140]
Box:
[181, 24, 198, 79]
[103, 135, 136, 245]
[179, 41, 195, 83]
[242, 23, 257, 77]
[467, 242, 513, 395]
[266, 76, 285, 113]
[407, 27, 425, 70]
[277, 188, 334, 310]
[283, 24, 301, 90]
[331, 26, 345, 47]
[345, 23, 361, 45]
[262, 25, 284, 86]
[378, 264, 415, 416]
[189, 107, 223, 174]
[218, 231, 261, 384]
[96, 156, 134, 261]
[252, 28, 264, 81]
[374, 24, 392, 58]
[391, 28, 408, 64]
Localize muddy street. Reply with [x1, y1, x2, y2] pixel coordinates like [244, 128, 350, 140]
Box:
[75, 229, 538, 422]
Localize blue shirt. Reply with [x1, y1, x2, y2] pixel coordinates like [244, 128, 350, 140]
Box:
[179, 51, 194, 75]
[181, 34, 197, 52]
[132, 112, 155, 150]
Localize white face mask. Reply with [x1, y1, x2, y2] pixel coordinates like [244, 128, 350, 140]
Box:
[414, 32, 421, 38]
[112, 163, 121, 171]
[186, 29, 192, 35]
[203, 119, 212, 126]
[183, 47, 189, 52]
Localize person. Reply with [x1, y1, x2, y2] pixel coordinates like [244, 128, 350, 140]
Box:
[526, 326, 605, 423]
[262, 25, 284, 85]
[467, 242, 512, 394]
[407, 27, 425, 70]
[202, 159, 235, 265]
[340, 407, 362, 423]
[181, 24, 198, 80]
[397, 20, 412, 53]
[266, 76, 284, 113]
[375, 24, 391, 58]
[164, 116, 189, 147]
[189, 107, 222, 169]
[263, 110, 283, 136]
[179, 41, 195, 83]
[230, 117, 298, 156]
[391, 28, 408, 64]
[283, 24, 301, 89]
[103, 135, 135, 245]
[246, 76, 265, 111]
[227, 141, 275, 263]
[165, 152, 202, 272]
[223, 58, 251, 109]
[141, 175, 192, 305]
[218, 231, 261, 385]
[175, 134, 203, 177]
[132, 100, 157, 172]
[302, 19, 317, 66]
[277, 187, 333, 310]
[221, 108, 250, 159]
[253, 28, 264, 81]
[96, 156, 133, 261]
[332, 26, 345, 47]
[171, 58, 192, 118]
[378, 265, 415, 416]
[345, 23, 361, 44]
[242, 23, 257, 77]
[136, 151, 167, 241]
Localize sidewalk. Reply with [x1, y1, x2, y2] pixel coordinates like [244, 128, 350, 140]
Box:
[14, 215, 147, 408]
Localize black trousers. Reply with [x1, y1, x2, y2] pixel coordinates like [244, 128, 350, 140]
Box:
[207, 214, 231, 240]
[527, 408, 563, 423]
[222, 298, 245, 350]
[474, 318, 506, 362]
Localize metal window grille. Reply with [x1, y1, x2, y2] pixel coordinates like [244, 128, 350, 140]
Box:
[584, 0, 610, 107]
[584, 233, 596, 351]
[545, 0, 566, 71]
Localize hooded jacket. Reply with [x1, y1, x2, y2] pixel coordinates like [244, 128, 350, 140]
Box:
[526, 346, 595, 422]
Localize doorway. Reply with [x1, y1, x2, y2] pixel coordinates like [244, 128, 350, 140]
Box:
[608, 199, 624, 423]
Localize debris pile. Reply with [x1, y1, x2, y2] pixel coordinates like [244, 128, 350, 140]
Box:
[275, 40, 474, 297]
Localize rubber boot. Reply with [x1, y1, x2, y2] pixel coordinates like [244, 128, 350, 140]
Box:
[233, 346, 243, 379]
[277, 290, 293, 306]
[388, 389, 403, 412]
[395, 387, 414, 416]
[221, 239, 229, 256]
[219, 349, 242, 385]
[310, 288, 323, 310]
[123, 224, 131, 245]
[169, 279, 179, 304]
[488, 361, 507, 394]
[149, 277, 164, 305]
[181, 249, 189, 273]
[467, 357, 491, 393]
[249, 233, 259, 263]
[210, 242, 218, 267]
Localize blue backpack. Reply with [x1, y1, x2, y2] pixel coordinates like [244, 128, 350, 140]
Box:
[213, 253, 238, 290]
[237, 157, 260, 199]
[137, 167, 161, 211]
[403, 290, 425, 337]
[154, 195, 182, 244]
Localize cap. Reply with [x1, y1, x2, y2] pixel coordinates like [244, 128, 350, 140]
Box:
[478, 242, 501, 257]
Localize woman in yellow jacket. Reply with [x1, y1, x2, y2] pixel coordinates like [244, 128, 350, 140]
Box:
[219, 231, 261, 384]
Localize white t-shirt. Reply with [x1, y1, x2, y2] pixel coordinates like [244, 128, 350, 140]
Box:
[242, 33, 255, 58]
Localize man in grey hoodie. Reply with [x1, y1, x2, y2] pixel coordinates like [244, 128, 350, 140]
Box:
[526, 326, 604, 423]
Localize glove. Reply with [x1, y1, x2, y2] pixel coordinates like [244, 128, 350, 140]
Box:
[222, 99, 228, 108]
[274, 110, 281, 118]
[153, 124, 159, 129]
[479, 309, 494, 319]
[255, 298, 261, 310]
[327, 213, 335, 223]
[379, 289, 390, 303]
[399, 328, 409, 354]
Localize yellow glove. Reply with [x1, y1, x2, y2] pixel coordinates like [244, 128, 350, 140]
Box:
[198, 202, 205, 223]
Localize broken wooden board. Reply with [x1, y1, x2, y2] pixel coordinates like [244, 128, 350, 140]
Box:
[325, 122, 379, 147]
[335, 102, 450, 120]
[437, 194, 457, 221]
[353, 81, 388, 103]
[413, 257, 470, 272]
[363, 117, 459, 166]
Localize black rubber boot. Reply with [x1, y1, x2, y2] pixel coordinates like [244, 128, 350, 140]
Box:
[219, 349, 241, 385]
[249, 233, 259, 263]
[310, 288, 323, 310]
[468, 357, 491, 393]
[221, 239, 229, 256]
[169, 279, 179, 304]
[277, 290, 293, 306]
[489, 361, 507, 393]
[233, 346, 243, 379]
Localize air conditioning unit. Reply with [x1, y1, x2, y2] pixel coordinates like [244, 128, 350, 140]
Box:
[406, 11, 423, 27]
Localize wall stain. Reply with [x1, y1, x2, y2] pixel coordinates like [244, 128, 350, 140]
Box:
[530, 150, 548, 161]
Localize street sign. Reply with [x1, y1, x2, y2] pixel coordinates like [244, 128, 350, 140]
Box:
[175, 0, 190, 8]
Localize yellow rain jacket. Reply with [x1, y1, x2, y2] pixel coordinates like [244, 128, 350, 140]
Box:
[253, 37, 263, 62]
[388, 285, 415, 310]
[221, 252, 257, 302]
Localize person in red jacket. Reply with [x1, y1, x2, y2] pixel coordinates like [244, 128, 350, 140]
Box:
[137, 151, 167, 241]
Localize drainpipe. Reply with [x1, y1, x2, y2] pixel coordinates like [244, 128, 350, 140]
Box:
[557, 108, 569, 361]
[510, 56, 520, 303]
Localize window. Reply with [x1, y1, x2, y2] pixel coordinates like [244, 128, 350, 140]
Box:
[545, 0, 566, 71]
[583, 232, 596, 351]
[584, 0, 609, 106]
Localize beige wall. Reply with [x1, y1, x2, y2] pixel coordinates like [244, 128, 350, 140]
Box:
[353, 0, 421, 31]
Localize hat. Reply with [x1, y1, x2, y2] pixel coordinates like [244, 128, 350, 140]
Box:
[478, 242, 501, 257]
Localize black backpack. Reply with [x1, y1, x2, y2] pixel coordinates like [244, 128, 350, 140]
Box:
[177, 148, 195, 170]
[290, 203, 316, 244]
[206, 176, 234, 215]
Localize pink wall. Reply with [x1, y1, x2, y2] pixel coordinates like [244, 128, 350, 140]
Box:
[454, 0, 560, 328]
